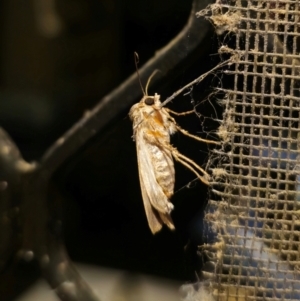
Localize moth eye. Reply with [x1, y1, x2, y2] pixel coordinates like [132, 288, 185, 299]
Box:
[144, 97, 154, 105]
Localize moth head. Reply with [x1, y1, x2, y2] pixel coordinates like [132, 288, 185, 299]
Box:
[142, 93, 161, 106]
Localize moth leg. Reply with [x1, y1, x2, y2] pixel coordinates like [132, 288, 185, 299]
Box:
[165, 144, 210, 185]
[172, 151, 210, 186]
[166, 108, 194, 116]
[173, 148, 209, 180]
[166, 143, 208, 177]
[168, 114, 220, 145]
[176, 125, 220, 145]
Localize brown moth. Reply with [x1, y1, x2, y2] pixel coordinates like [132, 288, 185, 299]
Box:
[130, 92, 217, 234]
[129, 54, 217, 234]
[129, 92, 177, 234]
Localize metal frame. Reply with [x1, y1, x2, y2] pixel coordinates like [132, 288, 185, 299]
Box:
[0, 0, 213, 300]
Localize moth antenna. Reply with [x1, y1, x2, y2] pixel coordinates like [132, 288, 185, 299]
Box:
[134, 52, 146, 96]
[145, 69, 159, 96]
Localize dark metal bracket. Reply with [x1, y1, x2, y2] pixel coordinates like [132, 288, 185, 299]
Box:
[0, 0, 213, 300]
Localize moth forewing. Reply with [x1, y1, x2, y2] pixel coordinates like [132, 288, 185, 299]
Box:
[136, 128, 174, 214]
[136, 134, 175, 233]
[130, 94, 176, 233]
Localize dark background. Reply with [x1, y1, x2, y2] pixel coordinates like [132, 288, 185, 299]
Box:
[0, 0, 221, 299]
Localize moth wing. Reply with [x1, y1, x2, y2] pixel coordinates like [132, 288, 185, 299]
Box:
[136, 129, 174, 233]
[136, 130, 173, 213]
[140, 185, 163, 234]
[158, 212, 175, 231]
[137, 145, 163, 234]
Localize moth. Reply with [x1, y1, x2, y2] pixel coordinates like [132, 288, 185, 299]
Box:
[129, 80, 219, 234]
[130, 92, 176, 234]
[129, 54, 219, 234]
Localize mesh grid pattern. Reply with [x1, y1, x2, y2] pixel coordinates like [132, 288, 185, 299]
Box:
[202, 1, 300, 300]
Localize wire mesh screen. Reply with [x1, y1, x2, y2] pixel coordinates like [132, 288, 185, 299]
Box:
[200, 1, 300, 300]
